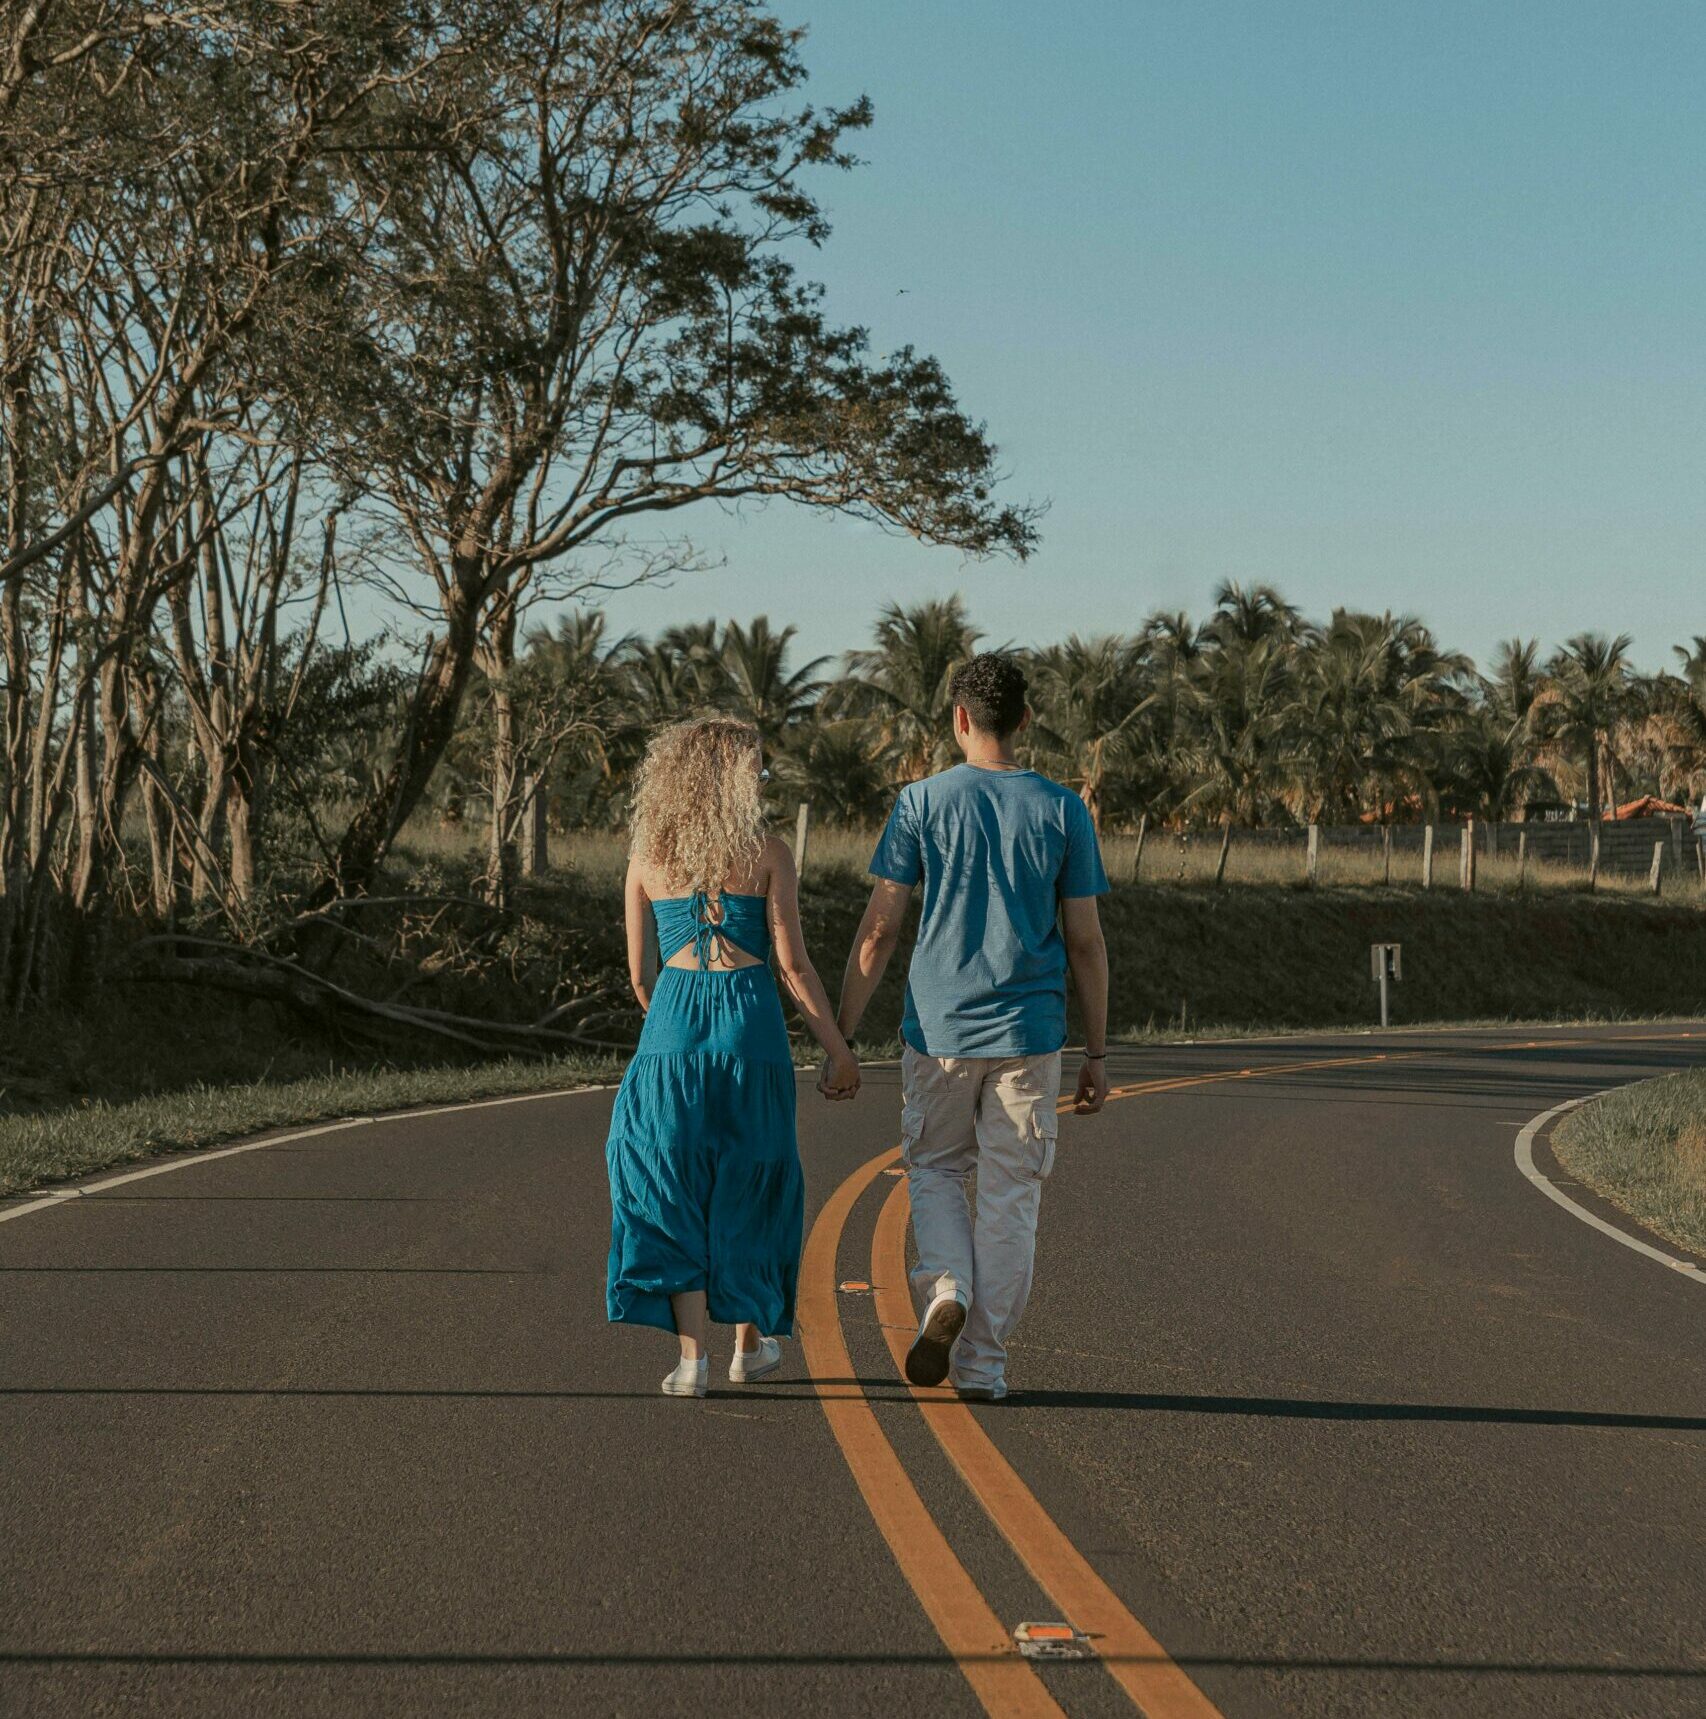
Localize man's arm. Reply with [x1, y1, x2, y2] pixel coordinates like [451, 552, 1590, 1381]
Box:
[1061, 894, 1109, 1114]
[835, 877, 913, 1044]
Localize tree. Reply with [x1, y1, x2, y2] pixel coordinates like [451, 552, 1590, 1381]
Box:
[718, 616, 829, 751]
[1537, 632, 1633, 819]
[1444, 707, 1556, 821]
[835, 596, 982, 781]
[1294, 611, 1472, 821]
[1654, 638, 1706, 804]
[1025, 635, 1154, 830]
[1177, 634, 1298, 826]
[311, 0, 1035, 898]
[0, 2, 454, 996]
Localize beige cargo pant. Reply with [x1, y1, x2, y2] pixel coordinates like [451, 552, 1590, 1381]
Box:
[899, 1045, 1061, 1390]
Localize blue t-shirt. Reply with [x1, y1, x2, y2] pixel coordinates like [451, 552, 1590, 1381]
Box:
[869, 764, 1110, 1059]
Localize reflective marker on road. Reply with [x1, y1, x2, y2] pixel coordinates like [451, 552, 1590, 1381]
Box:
[1014, 1622, 1095, 1661]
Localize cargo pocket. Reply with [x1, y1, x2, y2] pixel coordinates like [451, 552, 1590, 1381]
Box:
[898, 1094, 925, 1170]
[1028, 1105, 1058, 1180]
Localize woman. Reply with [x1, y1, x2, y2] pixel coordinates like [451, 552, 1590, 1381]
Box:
[605, 716, 860, 1397]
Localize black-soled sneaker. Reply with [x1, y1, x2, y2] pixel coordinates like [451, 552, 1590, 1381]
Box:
[904, 1288, 968, 1387]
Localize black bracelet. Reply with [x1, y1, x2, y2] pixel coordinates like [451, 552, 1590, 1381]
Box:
[1085, 1051, 1107, 1061]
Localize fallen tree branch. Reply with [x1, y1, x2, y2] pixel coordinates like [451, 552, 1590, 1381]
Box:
[123, 935, 626, 1053]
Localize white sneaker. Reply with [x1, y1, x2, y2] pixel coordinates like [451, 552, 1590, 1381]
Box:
[661, 1356, 709, 1397]
[728, 1335, 782, 1384]
[905, 1287, 969, 1387]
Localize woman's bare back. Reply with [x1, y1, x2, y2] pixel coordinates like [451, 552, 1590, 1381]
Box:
[640, 838, 784, 971]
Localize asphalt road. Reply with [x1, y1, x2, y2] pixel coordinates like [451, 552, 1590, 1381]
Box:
[3, 1023, 1704, 1718]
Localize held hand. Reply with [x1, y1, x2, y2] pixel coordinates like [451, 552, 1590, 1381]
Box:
[818, 1048, 860, 1100]
[1072, 1056, 1108, 1115]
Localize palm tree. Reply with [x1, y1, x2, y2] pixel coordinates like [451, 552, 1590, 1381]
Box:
[1025, 634, 1156, 830]
[1445, 706, 1557, 821]
[779, 717, 894, 825]
[1655, 638, 1706, 804]
[1205, 581, 1303, 647]
[619, 628, 723, 725]
[1293, 611, 1473, 820]
[1487, 638, 1545, 727]
[717, 616, 830, 751]
[834, 596, 982, 781]
[1536, 632, 1634, 819]
[1177, 634, 1299, 826]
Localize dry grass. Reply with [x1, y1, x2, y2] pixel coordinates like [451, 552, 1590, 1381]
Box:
[1551, 1070, 1706, 1259]
[401, 814, 1703, 900]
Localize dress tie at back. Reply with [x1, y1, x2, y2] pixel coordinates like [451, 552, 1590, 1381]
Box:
[652, 890, 770, 968]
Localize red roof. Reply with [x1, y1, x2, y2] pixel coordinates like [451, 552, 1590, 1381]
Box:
[1611, 795, 1689, 820]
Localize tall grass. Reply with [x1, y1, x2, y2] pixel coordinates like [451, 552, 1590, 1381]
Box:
[399, 815, 1704, 900]
[1551, 1071, 1706, 1259]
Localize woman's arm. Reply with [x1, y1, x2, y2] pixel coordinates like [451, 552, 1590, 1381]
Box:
[625, 859, 653, 1014]
[765, 839, 858, 1092]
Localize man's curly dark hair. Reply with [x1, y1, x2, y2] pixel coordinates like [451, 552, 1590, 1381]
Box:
[949, 652, 1028, 739]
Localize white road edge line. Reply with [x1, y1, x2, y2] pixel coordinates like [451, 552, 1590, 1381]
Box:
[1514, 1094, 1705, 1288]
[0, 1083, 619, 1229]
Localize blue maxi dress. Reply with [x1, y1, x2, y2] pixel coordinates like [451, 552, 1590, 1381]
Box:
[605, 890, 805, 1336]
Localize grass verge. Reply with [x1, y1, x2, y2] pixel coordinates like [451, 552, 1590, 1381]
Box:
[1550, 1071, 1706, 1260]
[0, 1053, 624, 1199]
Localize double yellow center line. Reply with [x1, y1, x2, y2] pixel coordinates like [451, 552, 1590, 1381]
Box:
[798, 1055, 1404, 1714]
[799, 1028, 1700, 1713]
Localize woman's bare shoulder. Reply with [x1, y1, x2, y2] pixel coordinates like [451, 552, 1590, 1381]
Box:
[628, 854, 665, 898]
[757, 834, 796, 884]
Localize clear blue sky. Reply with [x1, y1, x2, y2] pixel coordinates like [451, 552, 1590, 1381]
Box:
[593, 0, 1705, 674]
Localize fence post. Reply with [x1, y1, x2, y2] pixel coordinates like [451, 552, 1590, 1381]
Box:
[1588, 820, 1600, 891]
[1422, 824, 1435, 889]
[1132, 812, 1148, 882]
[794, 801, 811, 876]
[1306, 824, 1320, 886]
[1650, 840, 1665, 897]
[520, 773, 548, 877]
[1461, 820, 1476, 892]
[1517, 828, 1528, 889]
[1214, 823, 1233, 886]
[1382, 824, 1392, 886]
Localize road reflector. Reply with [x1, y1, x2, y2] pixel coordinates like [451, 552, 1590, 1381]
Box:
[838, 1280, 871, 1293]
[1013, 1621, 1094, 1661]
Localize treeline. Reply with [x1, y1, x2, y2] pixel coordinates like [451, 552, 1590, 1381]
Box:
[462, 586, 1706, 838]
[0, 2, 1028, 1009]
[3, 6, 1700, 1032]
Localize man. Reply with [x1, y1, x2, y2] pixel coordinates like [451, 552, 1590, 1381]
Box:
[829, 652, 1110, 1401]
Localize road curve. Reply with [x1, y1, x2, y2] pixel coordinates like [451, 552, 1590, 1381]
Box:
[2, 1023, 1703, 1718]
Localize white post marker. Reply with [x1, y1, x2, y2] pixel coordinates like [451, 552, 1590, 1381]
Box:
[1370, 941, 1402, 1028]
[794, 800, 811, 876]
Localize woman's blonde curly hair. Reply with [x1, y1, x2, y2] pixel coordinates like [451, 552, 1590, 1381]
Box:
[629, 716, 768, 894]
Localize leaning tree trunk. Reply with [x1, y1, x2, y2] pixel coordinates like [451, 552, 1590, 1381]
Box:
[315, 592, 483, 904]
[481, 605, 521, 909]
[226, 728, 266, 906]
[139, 767, 178, 918]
